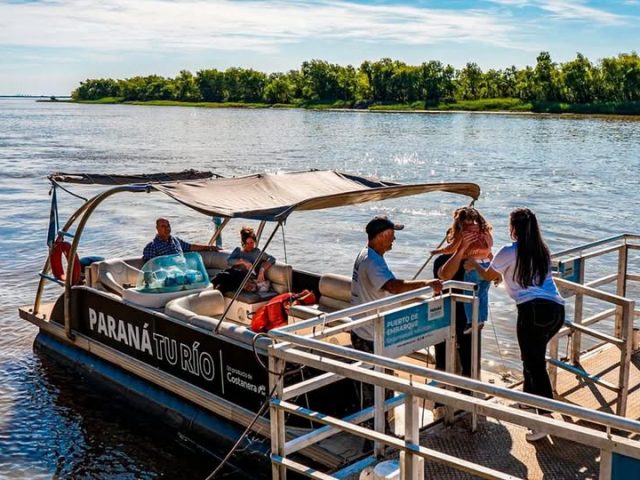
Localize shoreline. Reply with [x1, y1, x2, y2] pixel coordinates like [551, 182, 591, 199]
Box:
[69, 99, 640, 120]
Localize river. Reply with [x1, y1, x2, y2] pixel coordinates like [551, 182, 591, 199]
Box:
[1, 98, 639, 478]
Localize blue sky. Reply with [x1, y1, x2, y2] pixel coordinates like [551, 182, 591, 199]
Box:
[1, 0, 638, 95]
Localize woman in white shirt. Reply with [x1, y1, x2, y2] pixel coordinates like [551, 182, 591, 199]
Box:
[466, 208, 564, 442]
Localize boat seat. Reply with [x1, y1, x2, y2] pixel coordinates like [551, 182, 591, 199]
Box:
[97, 258, 144, 295]
[289, 273, 352, 320]
[165, 289, 226, 330]
[265, 262, 293, 294]
[200, 250, 231, 278]
[123, 284, 213, 309]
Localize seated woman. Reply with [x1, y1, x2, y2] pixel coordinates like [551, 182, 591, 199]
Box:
[213, 226, 276, 293]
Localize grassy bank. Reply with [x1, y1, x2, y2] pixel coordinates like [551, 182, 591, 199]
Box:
[74, 97, 640, 115]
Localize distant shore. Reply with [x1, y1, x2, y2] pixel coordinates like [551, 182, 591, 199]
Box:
[72, 97, 640, 117]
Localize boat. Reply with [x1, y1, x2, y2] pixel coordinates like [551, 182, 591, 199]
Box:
[19, 170, 480, 473]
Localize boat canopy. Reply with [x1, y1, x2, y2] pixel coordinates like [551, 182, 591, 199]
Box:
[48, 170, 220, 185]
[152, 170, 480, 221]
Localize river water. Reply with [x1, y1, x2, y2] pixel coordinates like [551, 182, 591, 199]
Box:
[1, 98, 640, 478]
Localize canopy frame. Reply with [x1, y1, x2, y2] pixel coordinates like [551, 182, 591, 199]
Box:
[33, 169, 481, 340]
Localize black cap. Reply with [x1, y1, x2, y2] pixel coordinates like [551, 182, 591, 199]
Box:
[366, 215, 404, 240]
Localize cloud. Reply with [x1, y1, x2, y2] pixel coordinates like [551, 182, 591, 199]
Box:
[0, 0, 520, 54]
[489, 0, 626, 24]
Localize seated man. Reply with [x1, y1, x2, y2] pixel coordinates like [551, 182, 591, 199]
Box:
[143, 217, 218, 262]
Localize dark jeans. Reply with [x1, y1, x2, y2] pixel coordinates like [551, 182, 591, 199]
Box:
[516, 299, 565, 403]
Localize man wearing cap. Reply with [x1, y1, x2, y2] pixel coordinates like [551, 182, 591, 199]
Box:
[350, 215, 442, 352]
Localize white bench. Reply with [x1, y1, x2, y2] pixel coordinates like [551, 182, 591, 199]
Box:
[289, 273, 352, 321]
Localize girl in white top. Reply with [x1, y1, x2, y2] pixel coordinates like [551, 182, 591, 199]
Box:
[466, 208, 564, 442]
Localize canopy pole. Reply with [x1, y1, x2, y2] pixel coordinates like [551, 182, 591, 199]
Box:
[214, 221, 282, 333]
[208, 217, 230, 247]
[256, 220, 266, 247]
[412, 235, 447, 280]
[62, 185, 150, 338]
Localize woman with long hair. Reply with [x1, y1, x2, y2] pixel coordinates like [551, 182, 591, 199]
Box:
[466, 208, 565, 442]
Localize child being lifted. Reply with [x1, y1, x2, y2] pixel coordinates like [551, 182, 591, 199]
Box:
[432, 207, 494, 333]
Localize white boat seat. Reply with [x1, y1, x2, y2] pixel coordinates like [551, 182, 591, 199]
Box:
[289, 273, 352, 320]
[123, 284, 212, 309]
[165, 289, 226, 330]
[200, 250, 231, 278]
[266, 263, 293, 294]
[97, 258, 144, 295]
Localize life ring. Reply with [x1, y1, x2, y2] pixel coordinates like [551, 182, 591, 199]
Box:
[50, 241, 82, 285]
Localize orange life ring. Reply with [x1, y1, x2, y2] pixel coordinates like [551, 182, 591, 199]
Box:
[50, 241, 82, 285]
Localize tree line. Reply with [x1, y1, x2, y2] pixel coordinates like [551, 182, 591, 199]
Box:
[72, 52, 640, 107]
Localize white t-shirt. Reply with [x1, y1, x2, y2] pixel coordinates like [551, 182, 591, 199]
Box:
[351, 246, 396, 341]
[491, 242, 564, 305]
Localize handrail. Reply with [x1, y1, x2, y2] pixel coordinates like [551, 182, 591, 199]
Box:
[547, 234, 639, 417]
[269, 325, 640, 435]
[276, 280, 473, 334]
[553, 277, 633, 307]
[269, 342, 640, 479]
[551, 233, 640, 258]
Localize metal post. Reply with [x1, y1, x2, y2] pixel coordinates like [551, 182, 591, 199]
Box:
[571, 258, 586, 364]
[615, 245, 629, 338]
[471, 294, 479, 432]
[401, 394, 422, 480]
[373, 311, 385, 457]
[269, 353, 287, 480]
[209, 217, 229, 247]
[599, 449, 613, 480]
[445, 298, 457, 424]
[616, 300, 635, 416]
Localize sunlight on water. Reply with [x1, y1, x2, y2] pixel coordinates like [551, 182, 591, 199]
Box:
[1, 98, 640, 478]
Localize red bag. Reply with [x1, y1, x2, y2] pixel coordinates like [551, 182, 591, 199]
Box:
[250, 290, 317, 333]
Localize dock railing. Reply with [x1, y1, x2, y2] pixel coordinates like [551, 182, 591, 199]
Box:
[267, 281, 640, 480]
[550, 233, 640, 416]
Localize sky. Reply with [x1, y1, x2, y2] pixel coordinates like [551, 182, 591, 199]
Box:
[1, 0, 638, 96]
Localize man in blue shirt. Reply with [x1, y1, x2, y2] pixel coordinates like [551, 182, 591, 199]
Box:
[142, 217, 219, 262]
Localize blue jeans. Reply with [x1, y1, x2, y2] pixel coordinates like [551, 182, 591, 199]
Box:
[463, 261, 490, 326]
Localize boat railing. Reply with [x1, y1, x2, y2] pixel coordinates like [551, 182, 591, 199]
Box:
[550, 233, 640, 416]
[267, 281, 640, 479]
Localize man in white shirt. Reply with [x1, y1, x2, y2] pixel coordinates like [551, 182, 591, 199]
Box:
[351, 215, 442, 351]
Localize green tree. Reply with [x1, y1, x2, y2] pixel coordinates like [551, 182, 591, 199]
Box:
[456, 62, 483, 100]
[173, 70, 201, 101]
[263, 73, 294, 104]
[360, 58, 396, 102]
[223, 67, 267, 102]
[388, 63, 420, 103]
[196, 69, 224, 102]
[619, 52, 640, 101]
[559, 53, 595, 103]
[532, 51, 560, 101]
[71, 78, 120, 100]
[419, 61, 455, 102]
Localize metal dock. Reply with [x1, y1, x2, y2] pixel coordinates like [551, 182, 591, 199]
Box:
[264, 234, 640, 479]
